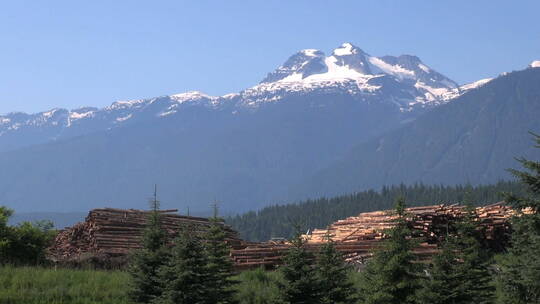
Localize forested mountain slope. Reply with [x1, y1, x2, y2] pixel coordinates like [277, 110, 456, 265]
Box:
[296, 67, 540, 199]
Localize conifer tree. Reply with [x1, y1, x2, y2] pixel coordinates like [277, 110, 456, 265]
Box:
[158, 224, 210, 304]
[279, 226, 321, 304]
[204, 203, 237, 304]
[497, 133, 540, 303]
[315, 236, 356, 304]
[128, 186, 170, 303]
[357, 197, 422, 304]
[417, 205, 495, 304]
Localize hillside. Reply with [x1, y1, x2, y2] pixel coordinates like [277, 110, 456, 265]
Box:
[296, 67, 540, 199]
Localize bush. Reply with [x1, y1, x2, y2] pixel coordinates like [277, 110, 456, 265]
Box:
[233, 268, 283, 304]
[0, 206, 56, 265]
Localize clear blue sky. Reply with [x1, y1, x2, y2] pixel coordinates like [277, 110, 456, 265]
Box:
[1, 0, 539, 114]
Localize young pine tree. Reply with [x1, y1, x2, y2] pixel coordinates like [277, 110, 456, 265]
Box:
[157, 224, 210, 304]
[417, 205, 495, 304]
[315, 236, 356, 304]
[497, 133, 540, 304]
[128, 186, 170, 303]
[279, 227, 321, 304]
[357, 197, 422, 304]
[204, 204, 237, 304]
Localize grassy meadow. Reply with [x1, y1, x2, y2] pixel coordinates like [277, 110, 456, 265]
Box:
[0, 266, 130, 304]
[0, 266, 292, 304]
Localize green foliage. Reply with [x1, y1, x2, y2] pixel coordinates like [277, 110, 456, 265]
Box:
[357, 198, 422, 304]
[233, 268, 283, 304]
[228, 181, 525, 241]
[496, 133, 540, 304]
[315, 239, 356, 304]
[204, 206, 237, 304]
[279, 229, 320, 304]
[0, 265, 130, 304]
[418, 205, 495, 304]
[0, 266, 287, 304]
[128, 188, 170, 303]
[0, 206, 56, 266]
[0, 206, 15, 261]
[157, 225, 210, 304]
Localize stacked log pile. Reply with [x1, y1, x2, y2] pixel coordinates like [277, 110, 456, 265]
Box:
[49, 203, 516, 270]
[49, 208, 242, 265]
[230, 202, 514, 270]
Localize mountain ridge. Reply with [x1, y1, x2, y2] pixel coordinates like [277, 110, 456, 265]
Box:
[0, 42, 481, 153]
[0, 44, 536, 214]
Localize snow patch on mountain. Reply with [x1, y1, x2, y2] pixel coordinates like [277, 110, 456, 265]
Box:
[301, 49, 320, 57]
[107, 99, 151, 111]
[116, 114, 133, 122]
[42, 109, 60, 119]
[333, 43, 356, 56]
[368, 56, 415, 80]
[418, 63, 431, 73]
[530, 60, 540, 68]
[460, 78, 493, 91]
[69, 110, 95, 120]
[170, 91, 216, 103]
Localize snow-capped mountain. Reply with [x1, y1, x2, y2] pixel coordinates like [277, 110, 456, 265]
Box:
[0, 43, 536, 214]
[0, 42, 487, 153]
[250, 43, 461, 109]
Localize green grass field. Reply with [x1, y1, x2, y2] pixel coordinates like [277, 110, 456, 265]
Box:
[0, 266, 131, 304]
[0, 265, 363, 304]
[0, 266, 286, 304]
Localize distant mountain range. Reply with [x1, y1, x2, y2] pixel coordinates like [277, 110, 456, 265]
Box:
[0, 43, 538, 214]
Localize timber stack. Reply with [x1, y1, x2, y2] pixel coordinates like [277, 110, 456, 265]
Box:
[48, 208, 242, 267]
[230, 202, 514, 270]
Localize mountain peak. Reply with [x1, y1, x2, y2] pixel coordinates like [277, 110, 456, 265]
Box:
[170, 91, 214, 101]
[332, 42, 364, 56]
[299, 49, 324, 57]
[260, 49, 326, 83]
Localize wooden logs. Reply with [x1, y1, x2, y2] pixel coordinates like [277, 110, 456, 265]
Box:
[230, 202, 516, 270]
[48, 208, 243, 265]
[49, 202, 517, 270]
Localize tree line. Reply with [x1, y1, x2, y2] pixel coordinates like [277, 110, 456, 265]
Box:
[227, 181, 525, 241]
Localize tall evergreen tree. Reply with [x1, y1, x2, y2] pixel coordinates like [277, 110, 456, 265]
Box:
[157, 224, 210, 304]
[279, 227, 321, 304]
[315, 236, 356, 304]
[357, 197, 422, 304]
[128, 186, 170, 303]
[417, 205, 495, 304]
[497, 133, 540, 304]
[204, 203, 237, 304]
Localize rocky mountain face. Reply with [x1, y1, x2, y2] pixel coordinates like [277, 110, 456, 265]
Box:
[1, 43, 531, 214]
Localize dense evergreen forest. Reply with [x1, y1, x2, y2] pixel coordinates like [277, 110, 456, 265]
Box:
[226, 181, 525, 241]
